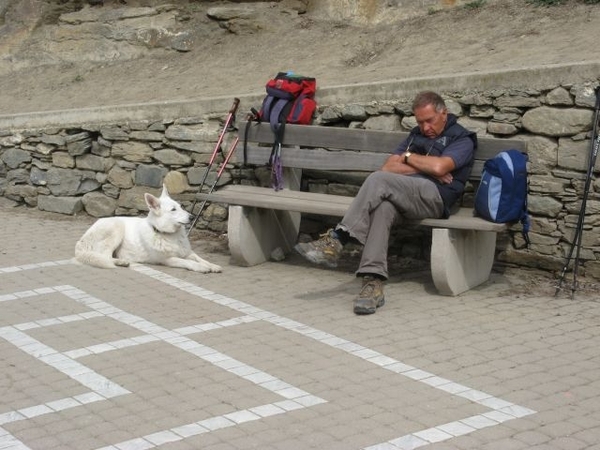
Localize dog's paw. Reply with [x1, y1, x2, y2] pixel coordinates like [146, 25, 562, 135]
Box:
[114, 259, 130, 267]
[210, 264, 223, 273]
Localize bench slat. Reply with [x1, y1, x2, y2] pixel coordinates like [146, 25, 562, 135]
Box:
[241, 121, 403, 152]
[197, 185, 507, 232]
[235, 145, 493, 181]
[237, 122, 526, 179]
[474, 138, 527, 157]
[239, 145, 386, 171]
[239, 122, 526, 154]
[199, 185, 350, 216]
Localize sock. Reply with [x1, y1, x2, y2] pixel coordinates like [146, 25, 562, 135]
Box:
[332, 227, 350, 245]
[358, 273, 387, 281]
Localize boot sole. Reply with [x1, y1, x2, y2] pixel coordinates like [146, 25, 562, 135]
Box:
[353, 297, 385, 315]
[294, 244, 338, 268]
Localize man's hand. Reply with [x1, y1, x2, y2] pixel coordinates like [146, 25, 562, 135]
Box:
[435, 173, 453, 184]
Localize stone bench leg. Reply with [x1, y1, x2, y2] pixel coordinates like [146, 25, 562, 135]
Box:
[227, 205, 301, 266]
[430, 228, 497, 296]
[227, 167, 302, 266]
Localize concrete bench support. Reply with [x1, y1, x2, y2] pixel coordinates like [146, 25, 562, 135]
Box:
[228, 205, 300, 266]
[430, 228, 497, 296]
[227, 167, 302, 266]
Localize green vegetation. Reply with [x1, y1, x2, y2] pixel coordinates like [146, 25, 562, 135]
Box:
[464, 0, 487, 9]
[527, 0, 564, 5]
[528, 0, 600, 5]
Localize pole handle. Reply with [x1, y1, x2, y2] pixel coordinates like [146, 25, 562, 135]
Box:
[230, 98, 241, 115]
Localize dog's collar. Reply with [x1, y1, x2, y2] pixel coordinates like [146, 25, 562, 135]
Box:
[152, 225, 175, 235]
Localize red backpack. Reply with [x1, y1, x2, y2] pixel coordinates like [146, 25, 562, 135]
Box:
[259, 72, 317, 127]
[246, 72, 317, 190]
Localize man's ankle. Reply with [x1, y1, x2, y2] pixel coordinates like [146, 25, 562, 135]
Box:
[333, 227, 350, 245]
[358, 272, 387, 282]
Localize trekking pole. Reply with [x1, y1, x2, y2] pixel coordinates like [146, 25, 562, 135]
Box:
[555, 86, 600, 297]
[188, 98, 240, 216]
[187, 130, 242, 234]
[569, 118, 600, 298]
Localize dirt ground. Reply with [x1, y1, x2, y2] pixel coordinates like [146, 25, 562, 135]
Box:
[0, 0, 599, 115]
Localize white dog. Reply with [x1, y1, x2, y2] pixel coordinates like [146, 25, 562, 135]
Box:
[75, 185, 222, 273]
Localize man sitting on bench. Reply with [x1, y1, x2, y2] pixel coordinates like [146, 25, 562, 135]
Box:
[295, 91, 477, 315]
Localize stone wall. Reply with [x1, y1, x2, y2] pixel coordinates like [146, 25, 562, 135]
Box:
[1, 79, 600, 278]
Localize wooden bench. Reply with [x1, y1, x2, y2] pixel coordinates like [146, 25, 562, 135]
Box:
[197, 121, 526, 296]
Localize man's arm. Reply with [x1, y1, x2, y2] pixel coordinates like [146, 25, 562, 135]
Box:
[381, 154, 419, 174]
[382, 136, 418, 174]
[381, 153, 456, 179]
[382, 136, 474, 183]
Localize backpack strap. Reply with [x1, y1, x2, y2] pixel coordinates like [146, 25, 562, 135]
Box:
[270, 142, 284, 191]
[521, 195, 531, 248]
[267, 100, 294, 191]
[268, 98, 289, 132]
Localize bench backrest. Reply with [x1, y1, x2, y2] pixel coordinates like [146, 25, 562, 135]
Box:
[238, 121, 527, 181]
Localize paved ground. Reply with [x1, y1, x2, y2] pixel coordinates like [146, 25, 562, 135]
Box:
[1, 205, 600, 450]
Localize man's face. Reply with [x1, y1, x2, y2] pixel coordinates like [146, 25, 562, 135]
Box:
[414, 104, 448, 138]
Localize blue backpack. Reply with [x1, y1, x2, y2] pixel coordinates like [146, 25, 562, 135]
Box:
[474, 149, 530, 245]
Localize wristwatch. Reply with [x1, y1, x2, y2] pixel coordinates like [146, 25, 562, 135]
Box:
[404, 151, 412, 164]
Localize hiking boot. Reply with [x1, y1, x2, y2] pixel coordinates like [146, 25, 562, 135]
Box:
[353, 275, 385, 315]
[294, 229, 343, 268]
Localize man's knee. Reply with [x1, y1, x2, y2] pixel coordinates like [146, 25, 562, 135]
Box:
[374, 199, 399, 223]
[362, 170, 396, 191]
[366, 170, 390, 183]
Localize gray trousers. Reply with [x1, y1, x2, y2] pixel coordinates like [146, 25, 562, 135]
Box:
[339, 171, 444, 280]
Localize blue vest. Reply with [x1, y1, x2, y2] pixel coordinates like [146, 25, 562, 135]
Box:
[407, 114, 477, 217]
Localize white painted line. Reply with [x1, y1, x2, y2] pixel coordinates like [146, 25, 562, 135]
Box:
[0, 427, 32, 450]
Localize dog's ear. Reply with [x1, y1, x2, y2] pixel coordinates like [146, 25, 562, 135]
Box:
[161, 184, 170, 198]
[145, 193, 161, 211]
